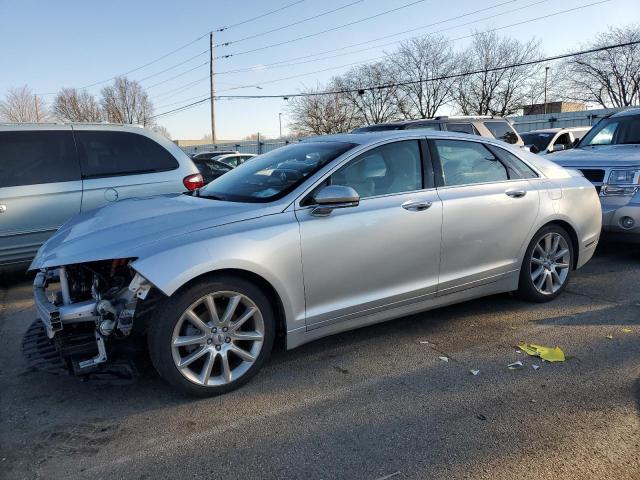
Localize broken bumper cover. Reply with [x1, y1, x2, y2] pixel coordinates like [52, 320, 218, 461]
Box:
[33, 271, 99, 339]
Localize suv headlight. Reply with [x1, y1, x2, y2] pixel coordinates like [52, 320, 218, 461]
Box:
[602, 169, 640, 196]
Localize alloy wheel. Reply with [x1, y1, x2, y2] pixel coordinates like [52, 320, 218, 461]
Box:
[171, 291, 265, 387]
[530, 232, 571, 295]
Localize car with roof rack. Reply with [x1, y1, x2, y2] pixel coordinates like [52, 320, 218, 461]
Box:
[352, 115, 525, 146]
[549, 108, 640, 243]
[0, 123, 203, 271]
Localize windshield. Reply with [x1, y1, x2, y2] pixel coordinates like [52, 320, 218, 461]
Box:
[199, 141, 355, 202]
[579, 115, 640, 146]
[521, 132, 554, 151]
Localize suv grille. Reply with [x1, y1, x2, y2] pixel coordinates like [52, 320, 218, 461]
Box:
[579, 169, 605, 183]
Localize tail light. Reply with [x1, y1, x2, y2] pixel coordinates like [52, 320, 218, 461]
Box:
[183, 173, 205, 191]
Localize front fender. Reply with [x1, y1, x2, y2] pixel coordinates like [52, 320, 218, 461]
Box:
[132, 212, 305, 332]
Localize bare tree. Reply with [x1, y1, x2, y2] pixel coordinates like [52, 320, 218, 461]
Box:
[152, 125, 171, 139]
[454, 31, 541, 116]
[288, 81, 359, 136]
[334, 62, 403, 126]
[563, 24, 640, 107]
[101, 77, 154, 126]
[53, 88, 102, 122]
[0, 85, 48, 122]
[387, 36, 458, 119]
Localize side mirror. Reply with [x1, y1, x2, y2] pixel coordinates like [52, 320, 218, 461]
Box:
[550, 144, 566, 152]
[311, 185, 360, 216]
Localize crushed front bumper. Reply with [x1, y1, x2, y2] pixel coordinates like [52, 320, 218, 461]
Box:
[33, 271, 99, 338]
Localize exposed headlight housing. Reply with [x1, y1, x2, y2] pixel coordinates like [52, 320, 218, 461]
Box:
[602, 169, 640, 196]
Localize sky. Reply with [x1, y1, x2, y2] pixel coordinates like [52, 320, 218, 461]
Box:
[1, 0, 639, 140]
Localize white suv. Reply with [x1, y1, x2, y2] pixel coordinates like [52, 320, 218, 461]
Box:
[0, 123, 203, 270]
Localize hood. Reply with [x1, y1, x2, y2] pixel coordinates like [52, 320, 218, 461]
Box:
[30, 194, 280, 269]
[550, 144, 640, 168]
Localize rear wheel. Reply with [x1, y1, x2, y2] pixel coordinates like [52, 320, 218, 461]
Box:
[518, 225, 574, 302]
[148, 275, 275, 396]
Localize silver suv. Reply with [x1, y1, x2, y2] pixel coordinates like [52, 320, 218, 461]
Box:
[0, 123, 202, 270]
[551, 108, 640, 242]
[352, 116, 524, 146]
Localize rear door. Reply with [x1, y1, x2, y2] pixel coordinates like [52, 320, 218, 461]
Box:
[72, 128, 182, 212]
[431, 138, 539, 294]
[0, 128, 82, 266]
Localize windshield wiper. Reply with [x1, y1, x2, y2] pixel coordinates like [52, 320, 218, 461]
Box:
[201, 193, 227, 201]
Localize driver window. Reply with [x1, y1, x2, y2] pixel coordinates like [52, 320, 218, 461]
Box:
[329, 140, 422, 198]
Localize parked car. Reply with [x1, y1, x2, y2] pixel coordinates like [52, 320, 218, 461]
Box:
[352, 116, 524, 146]
[521, 127, 591, 154]
[550, 108, 640, 243]
[192, 158, 234, 184]
[27, 130, 600, 395]
[215, 153, 257, 168]
[0, 123, 203, 271]
[190, 150, 238, 161]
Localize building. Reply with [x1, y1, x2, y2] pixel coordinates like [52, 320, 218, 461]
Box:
[523, 101, 586, 116]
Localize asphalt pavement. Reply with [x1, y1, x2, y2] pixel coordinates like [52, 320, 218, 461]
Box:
[1, 241, 639, 480]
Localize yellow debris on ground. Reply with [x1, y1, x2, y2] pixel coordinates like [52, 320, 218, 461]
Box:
[621, 328, 633, 333]
[516, 342, 566, 362]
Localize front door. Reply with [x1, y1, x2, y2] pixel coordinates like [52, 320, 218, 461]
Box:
[0, 128, 82, 267]
[296, 139, 442, 328]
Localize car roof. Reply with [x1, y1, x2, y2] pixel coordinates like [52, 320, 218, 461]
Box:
[610, 107, 640, 118]
[356, 116, 507, 130]
[301, 129, 510, 146]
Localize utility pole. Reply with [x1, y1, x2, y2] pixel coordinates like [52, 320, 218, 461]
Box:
[209, 32, 216, 144]
[543, 66, 549, 114]
[278, 112, 282, 139]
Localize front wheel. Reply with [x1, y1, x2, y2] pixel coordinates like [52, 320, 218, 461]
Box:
[148, 275, 275, 396]
[518, 225, 574, 302]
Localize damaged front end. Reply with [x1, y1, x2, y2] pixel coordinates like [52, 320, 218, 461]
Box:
[24, 259, 159, 379]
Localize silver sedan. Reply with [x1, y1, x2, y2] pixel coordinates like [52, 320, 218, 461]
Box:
[28, 130, 601, 395]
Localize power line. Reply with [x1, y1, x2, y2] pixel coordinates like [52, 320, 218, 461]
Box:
[149, 0, 523, 102]
[76, 1, 305, 90]
[162, 0, 599, 100]
[150, 40, 638, 119]
[220, 0, 429, 58]
[214, 0, 364, 47]
[214, 0, 305, 32]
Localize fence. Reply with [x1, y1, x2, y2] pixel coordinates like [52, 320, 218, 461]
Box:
[509, 106, 631, 133]
[180, 139, 291, 156]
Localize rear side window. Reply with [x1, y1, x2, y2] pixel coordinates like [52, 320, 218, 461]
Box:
[434, 139, 508, 187]
[483, 121, 519, 144]
[74, 131, 178, 178]
[406, 123, 441, 131]
[0, 130, 80, 187]
[446, 123, 476, 135]
[490, 146, 538, 179]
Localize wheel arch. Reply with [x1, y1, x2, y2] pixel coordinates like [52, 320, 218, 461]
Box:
[160, 268, 289, 340]
[533, 219, 580, 270]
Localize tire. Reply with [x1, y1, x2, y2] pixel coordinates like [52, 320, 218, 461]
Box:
[517, 224, 574, 303]
[148, 274, 275, 397]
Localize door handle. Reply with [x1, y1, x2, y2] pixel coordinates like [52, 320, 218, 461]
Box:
[401, 200, 432, 211]
[0, 205, 6, 213]
[505, 189, 527, 198]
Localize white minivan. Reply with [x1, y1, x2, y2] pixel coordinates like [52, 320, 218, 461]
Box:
[0, 123, 202, 271]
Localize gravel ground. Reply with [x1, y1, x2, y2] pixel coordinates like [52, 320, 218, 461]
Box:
[1, 241, 639, 480]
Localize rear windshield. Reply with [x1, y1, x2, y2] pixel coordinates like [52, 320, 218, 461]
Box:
[579, 115, 640, 146]
[352, 124, 406, 133]
[521, 132, 554, 151]
[200, 141, 355, 202]
[483, 121, 520, 144]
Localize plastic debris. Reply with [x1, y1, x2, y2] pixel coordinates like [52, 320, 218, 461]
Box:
[419, 341, 430, 344]
[605, 334, 613, 339]
[532, 364, 540, 371]
[476, 414, 487, 421]
[621, 328, 632, 333]
[438, 356, 449, 362]
[469, 369, 480, 376]
[507, 361, 524, 369]
[516, 342, 565, 362]
[515, 349, 522, 354]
